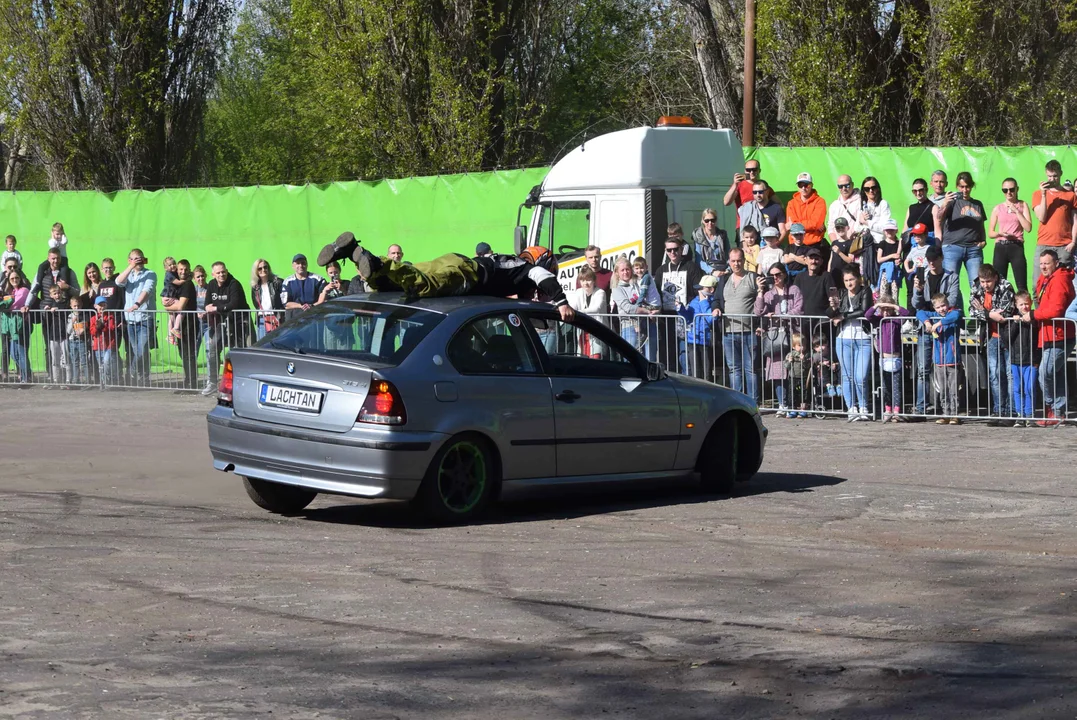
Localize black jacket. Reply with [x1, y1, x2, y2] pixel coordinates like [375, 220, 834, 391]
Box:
[207, 275, 250, 344]
[250, 277, 285, 312]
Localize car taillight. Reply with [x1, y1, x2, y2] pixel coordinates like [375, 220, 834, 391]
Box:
[357, 379, 406, 425]
[218, 357, 233, 405]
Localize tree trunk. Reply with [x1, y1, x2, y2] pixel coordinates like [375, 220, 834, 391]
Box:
[674, 0, 741, 132]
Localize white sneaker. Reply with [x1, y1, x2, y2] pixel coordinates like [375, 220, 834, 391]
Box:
[858, 406, 872, 421]
[776, 405, 789, 418]
[201, 383, 216, 396]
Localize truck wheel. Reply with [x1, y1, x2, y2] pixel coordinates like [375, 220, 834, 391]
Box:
[697, 415, 739, 495]
[415, 434, 497, 523]
[242, 477, 317, 514]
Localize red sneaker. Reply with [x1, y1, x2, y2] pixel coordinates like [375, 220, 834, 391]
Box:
[1036, 409, 1060, 428]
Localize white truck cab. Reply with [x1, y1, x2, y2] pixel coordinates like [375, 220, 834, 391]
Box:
[514, 119, 744, 291]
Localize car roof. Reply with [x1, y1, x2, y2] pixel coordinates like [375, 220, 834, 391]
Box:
[333, 293, 556, 316]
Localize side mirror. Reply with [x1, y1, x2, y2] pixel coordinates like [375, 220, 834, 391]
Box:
[646, 361, 664, 382]
[513, 226, 527, 255]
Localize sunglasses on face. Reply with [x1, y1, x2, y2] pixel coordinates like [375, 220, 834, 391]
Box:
[703, 218, 717, 223]
[665, 247, 680, 253]
[1002, 187, 1017, 194]
[837, 183, 852, 189]
[768, 273, 783, 278]
[863, 185, 878, 192]
[797, 182, 810, 188]
[745, 167, 760, 173]
[752, 190, 766, 196]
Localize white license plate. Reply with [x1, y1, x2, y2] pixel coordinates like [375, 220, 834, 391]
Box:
[259, 383, 324, 413]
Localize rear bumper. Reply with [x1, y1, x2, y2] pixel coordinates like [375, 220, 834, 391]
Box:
[206, 406, 445, 500]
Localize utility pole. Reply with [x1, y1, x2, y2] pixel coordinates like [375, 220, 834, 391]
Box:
[742, 0, 756, 146]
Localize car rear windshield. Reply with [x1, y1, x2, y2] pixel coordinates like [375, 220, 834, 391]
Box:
[258, 302, 444, 366]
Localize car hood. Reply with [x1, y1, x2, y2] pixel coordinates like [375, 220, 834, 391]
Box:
[666, 372, 759, 414]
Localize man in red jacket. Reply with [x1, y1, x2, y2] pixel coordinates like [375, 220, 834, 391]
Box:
[1021, 249, 1076, 425]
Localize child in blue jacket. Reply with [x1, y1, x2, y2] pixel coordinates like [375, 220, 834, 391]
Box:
[679, 275, 717, 381]
[917, 292, 963, 424]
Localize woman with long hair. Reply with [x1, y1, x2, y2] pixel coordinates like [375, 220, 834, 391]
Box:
[249, 259, 285, 340]
[857, 176, 891, 287]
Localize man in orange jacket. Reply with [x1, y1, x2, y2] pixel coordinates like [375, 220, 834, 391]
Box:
[786, 172, 829, 263]
[1021, 249, 1076, 425]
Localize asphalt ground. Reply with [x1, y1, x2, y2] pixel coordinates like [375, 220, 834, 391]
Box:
[1, 389, 1075, 719]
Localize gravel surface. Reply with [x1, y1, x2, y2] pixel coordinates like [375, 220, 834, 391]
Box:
[2, 388, 1075, 718]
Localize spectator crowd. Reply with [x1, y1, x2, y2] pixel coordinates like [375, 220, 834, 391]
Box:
[599, 159, 1077, 426]
[3, 159, 1077, 428]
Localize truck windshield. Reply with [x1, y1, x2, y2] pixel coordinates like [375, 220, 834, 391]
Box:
[533, 201, 591, 254]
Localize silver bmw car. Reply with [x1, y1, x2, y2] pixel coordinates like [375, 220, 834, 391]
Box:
[207, 295, 767, 522]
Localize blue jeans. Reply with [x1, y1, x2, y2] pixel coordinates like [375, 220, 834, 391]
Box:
[942, 244, 983, 290]
[9, 337, 29, 382]
[985, 337, 1012, 417]
[620, 319, 657, 362]
[722, 332, 759, 403]
[1011, 364, 1038, 418]
[67, 337, 88, 384]
[127, 319, 152, 385]
[837, 336, 872, 411]
[1039, 340, 1074, 417]
[96, 349, 117, 386]
[915, 333, 933, 414]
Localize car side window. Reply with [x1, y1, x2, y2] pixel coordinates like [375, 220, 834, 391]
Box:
[529, 316, 640, 379]
[447, 313, 540, 375]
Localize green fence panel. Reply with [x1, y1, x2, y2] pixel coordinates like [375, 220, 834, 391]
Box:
[5, 146, 1076, 289]
[748, 146, 1077, 295]
[0, 169, 550, 281]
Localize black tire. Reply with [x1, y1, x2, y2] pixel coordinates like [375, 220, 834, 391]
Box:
[414, 434, 498, 523]
[697, 414, 739, 495]
[242, 477, 317, 514]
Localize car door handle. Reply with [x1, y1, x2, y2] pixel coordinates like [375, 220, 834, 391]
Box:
[555, 390, 581, 402]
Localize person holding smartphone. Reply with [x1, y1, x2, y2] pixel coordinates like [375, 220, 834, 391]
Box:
[723, 161, 761, 234]
[1030, 159, 1077, 285]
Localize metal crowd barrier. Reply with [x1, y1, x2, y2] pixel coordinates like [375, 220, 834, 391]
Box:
[588, 312, 691, 377]
[891, 316, 1077, 426]
[705, 313, 855, 418]
[0, 308, 251, 392]
[668, 307, 1076, 425]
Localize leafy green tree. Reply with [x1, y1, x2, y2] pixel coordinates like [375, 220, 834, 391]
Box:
[0, 0, 235, 190]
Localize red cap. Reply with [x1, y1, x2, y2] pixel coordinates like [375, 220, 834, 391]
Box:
[911, 222, 928, 235]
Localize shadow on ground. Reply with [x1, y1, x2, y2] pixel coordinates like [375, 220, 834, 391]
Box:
[297, 471, 846, 529]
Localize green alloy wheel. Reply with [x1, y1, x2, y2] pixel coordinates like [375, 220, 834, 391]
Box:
[416, 435, 497, 523]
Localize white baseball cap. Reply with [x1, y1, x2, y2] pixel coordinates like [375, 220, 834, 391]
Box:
[796, 172, 813, 184]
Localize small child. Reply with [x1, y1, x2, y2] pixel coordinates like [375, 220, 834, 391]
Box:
[45, 285, 68, 384]
[632, 256, 658, 309]
[679, 275, 717, 381]
[783, 332, 810, 417]
[1006, 290, 1039, 426]
[903, 223, 932, 309]
[161, 257, 185, 343]
[876, 220, 904, 301]
[65, 295, 89, 384]
[756, 226, 785, 278]
[740, 225, 761, 274]
[1, 235, 21, 270]
[811, 330, 842, 403]
[48, 222, 68, 264]
[90, 296, 119, 387]
[918, 292, 963, 424]
[865, 294, 911, 422]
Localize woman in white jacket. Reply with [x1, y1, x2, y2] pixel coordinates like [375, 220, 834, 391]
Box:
[858, 176, 891, 285]
[568, 265, 607, 358]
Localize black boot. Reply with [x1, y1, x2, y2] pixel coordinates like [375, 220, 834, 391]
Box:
[317, 231, 359, 267]
[353, 245, 383, 281]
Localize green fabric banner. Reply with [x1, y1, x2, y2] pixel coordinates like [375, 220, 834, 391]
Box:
[0, 169, 549, 280]
[3, 146, 1075, 284]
